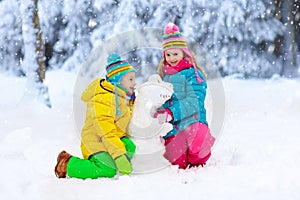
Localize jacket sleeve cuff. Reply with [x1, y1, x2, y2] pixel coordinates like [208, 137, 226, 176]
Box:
[164, 108, 174, 121]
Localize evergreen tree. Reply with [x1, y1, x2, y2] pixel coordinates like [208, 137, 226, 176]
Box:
[38, 0, 64, 69]
[89, 0, 156, 80]
[49, 0, 97, 71]
[0, 1, 23, 75]
[210, 0, 284, 77]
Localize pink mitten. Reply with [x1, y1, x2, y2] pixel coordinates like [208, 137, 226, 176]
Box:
[153, 108, 173, 124]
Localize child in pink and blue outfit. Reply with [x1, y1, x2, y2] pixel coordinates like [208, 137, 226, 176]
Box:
[154, 23, 215, 169]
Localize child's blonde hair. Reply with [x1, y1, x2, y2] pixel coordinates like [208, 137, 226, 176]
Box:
[157, 50, 207, 80]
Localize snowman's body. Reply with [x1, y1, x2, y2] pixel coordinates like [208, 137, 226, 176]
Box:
[128, 75, 174, 173]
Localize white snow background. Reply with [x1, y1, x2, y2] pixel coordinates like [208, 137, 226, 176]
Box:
[0, 70, 300, 200]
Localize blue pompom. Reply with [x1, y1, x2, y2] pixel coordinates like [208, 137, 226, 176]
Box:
[107, 53, 122, 65]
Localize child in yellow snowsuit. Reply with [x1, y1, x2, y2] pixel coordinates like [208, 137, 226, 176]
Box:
[55, 53, 137, 179]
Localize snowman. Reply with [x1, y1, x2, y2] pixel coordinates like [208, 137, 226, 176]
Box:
[128, 74, 174, 173]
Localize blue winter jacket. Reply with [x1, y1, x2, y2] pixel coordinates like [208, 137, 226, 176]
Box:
[162, 67, 208, 139]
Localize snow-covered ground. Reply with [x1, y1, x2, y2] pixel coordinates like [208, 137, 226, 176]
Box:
[0, 70, 300, 200]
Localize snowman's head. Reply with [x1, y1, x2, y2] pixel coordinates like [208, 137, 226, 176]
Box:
[136, 74, 173, 107]
[128, 74, 173, 138]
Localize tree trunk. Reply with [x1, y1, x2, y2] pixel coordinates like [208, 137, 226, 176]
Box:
[18, 0, 51, 107]
[33, 0, 46, 82]
[278, 0, 298, 77]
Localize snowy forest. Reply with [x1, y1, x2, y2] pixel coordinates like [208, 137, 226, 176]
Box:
[1, 0, 299, 80]
[0, 0, 300, 108]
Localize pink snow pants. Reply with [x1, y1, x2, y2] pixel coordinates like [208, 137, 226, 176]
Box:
[163, 122, 215, 169]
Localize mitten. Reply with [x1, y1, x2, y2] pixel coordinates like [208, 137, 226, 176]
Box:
[153, 108, 173, 124]
[121, 137, 136, 160]
[149, 105, 160, 117]
[114, 154, 133, 175]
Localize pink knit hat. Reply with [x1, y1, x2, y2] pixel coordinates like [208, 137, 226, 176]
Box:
[162, 23, 202, 83]
[162, 23, 193, 59]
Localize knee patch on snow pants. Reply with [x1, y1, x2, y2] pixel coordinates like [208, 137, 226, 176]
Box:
[163, 122, 215, 169]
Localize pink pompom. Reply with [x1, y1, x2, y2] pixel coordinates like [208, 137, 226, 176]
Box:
[164, 23, 179, 34]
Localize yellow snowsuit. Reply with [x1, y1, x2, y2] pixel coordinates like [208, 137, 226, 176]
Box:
[80, 78, 133, 160]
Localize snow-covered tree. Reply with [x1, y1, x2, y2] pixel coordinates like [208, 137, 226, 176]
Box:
[0, 1, 23, 75]
[211, 0, 284, 77]
[90, 0, 157, 80]
[18, 0, 51, 107]
[48, 0, 98, 71]
[38, 0, 64, 68]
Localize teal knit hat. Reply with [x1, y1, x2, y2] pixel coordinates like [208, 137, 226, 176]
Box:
[105, 53, 136, 116]
[106, 53, 136, 84]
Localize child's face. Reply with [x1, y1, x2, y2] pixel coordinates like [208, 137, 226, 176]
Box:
[120, 72, 136, 94]
[165, 49, 184, 66]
